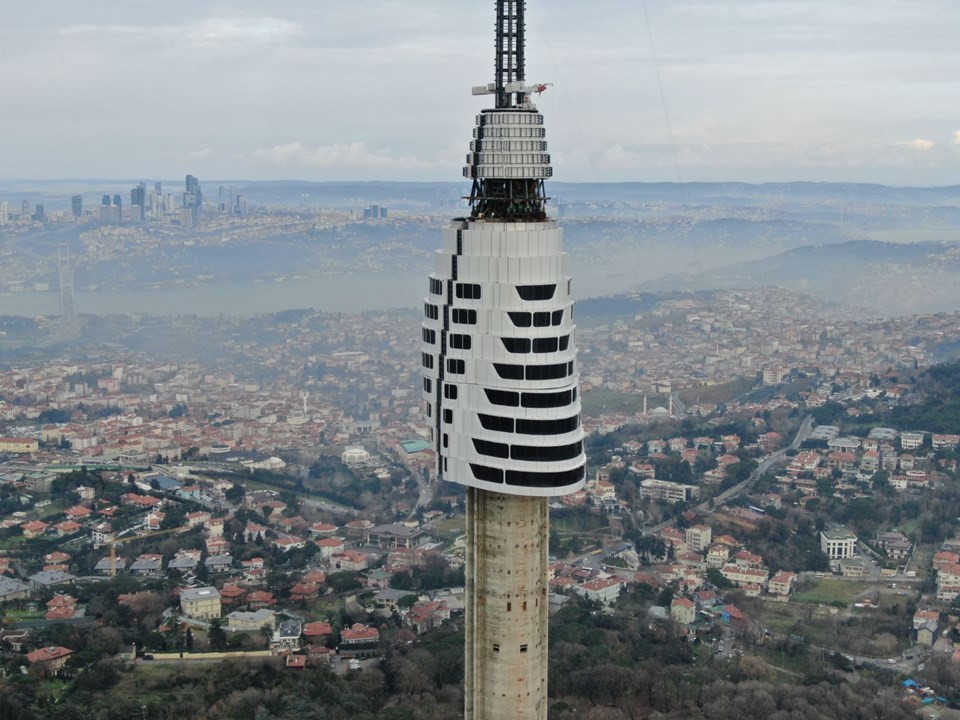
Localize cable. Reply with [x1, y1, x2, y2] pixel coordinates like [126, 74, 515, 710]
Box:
[641, 0, 684, 185]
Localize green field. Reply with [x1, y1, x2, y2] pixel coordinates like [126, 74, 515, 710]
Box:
[579, 390, 649, 417]
[676, 376, 756, 406]
[4, 608, 45, 623]
[0, 535, 28, 551]
[792, 579, 870, 606]
[429, 517, 465, 537]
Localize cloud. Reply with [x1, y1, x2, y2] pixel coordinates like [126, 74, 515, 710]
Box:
[951, 131, 960, 147]
[59, 17, 302, 48]
[897, 138, 936, 151]
[247, 141, 435, 172]
[183, 148, 214, 161]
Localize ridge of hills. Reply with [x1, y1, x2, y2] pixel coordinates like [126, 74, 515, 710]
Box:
[637, 239, 960, 316]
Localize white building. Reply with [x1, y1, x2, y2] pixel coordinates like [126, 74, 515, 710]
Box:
[572, 578, 623, 606]
[820, 527, 857, 560]
[640, 478, 700, 504]
[899, 431, 925, 450]
[341, 446, 370, 466]
[179, 586, 221, 620]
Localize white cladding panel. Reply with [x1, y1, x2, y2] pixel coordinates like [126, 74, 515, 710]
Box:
[422, 219, 585, 497]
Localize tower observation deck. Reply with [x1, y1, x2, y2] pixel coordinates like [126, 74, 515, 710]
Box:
[420, 2, 585, 718]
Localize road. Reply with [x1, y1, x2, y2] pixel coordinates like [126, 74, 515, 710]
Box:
[407, 471, 433, 521]
[644, 414, 814, 536]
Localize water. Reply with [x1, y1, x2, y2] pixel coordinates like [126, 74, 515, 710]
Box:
[0, 248, 733, 318]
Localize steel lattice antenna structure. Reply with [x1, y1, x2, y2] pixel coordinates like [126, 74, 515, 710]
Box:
[421, 2, 584, 718]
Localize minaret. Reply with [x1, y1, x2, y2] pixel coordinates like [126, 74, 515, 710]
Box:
[421, 3, 585, 718]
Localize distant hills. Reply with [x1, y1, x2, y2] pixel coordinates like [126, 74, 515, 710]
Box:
[2, 179, 959, 318]
[4, 179, 958, 213]
[636, 240, 960, 316]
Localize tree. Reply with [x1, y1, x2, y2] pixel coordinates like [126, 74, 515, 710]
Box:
[327, 571, 362, 593]
[707, 568, 733, 589]
[396, 594, 418, 610]
[209, 619, 228, 651]
[224, 484, 245, 504]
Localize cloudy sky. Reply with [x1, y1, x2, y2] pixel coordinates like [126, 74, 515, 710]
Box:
[2, 0, 958, 184]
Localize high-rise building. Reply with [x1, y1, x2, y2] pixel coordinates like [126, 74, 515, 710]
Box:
[112, 194, 123, 220]
[71, 195, 83, 218]
[33, 204, 45, 222]
[184, 174, 202, 225]
[421, 3, 584, 718]
[130, 183, 146, 221]
[0, 201, 8, 225]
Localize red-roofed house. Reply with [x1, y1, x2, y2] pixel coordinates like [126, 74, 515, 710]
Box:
[303, 621, 334, 645]
[21, 520, 49, 539]
[767, 571, 797, 597]
[572, 577, 623, 606]
[26, 646, 73, 677]
[405, 601, 450, 634]
[272, 536, 307, 553]
[316, 537, 345, 558]
[122, 493, 162, 508]
[302, 571, 327, 586]
[733, 550, 764, 568]
[45, 594, 78, 621]
[290, 583, 321, 602]
[334, 551, 369, 572]
[285, 654, 307, 669]
[63, 506, 93, 521]
[671, 597, 696, 625]
[246, 590, 276, 609]
[54, 520, 84, 537]
[219, 584, 247, 606]
[309, 522, 339, 537]
[339, 623, 380, 657]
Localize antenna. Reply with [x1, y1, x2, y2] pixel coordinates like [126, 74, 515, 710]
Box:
[495, 0, 525, 108]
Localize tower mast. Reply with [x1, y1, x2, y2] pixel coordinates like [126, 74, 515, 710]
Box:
[495, 0, 525, 109]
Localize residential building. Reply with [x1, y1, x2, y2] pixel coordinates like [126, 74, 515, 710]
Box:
[26, 646, 73, 677]
[767, 571, 797, 597]
[227, 609, 275, 632]
[685, 525, 712, 553]
[820, 527, 857, 560]
[670, 597, 696, 625]
[339, 623, 380, 657]
[180, 586, 221, 620]
[571, 578, 623, 606]
[640, 479, 700, 504]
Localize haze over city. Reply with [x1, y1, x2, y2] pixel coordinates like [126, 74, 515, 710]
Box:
[2, 0, 959, 183]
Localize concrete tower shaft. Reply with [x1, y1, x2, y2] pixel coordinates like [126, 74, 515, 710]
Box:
[465, 488, 549, 720]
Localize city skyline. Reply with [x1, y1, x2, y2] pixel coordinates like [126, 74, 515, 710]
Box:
[1, 0, 958, 184]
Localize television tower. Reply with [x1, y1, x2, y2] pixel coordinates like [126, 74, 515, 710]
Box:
[421, 2, 585, 718]
[58, 244, 76, 323]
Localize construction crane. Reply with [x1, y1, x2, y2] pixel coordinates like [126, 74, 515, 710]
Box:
[109, 525, 188, 576]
